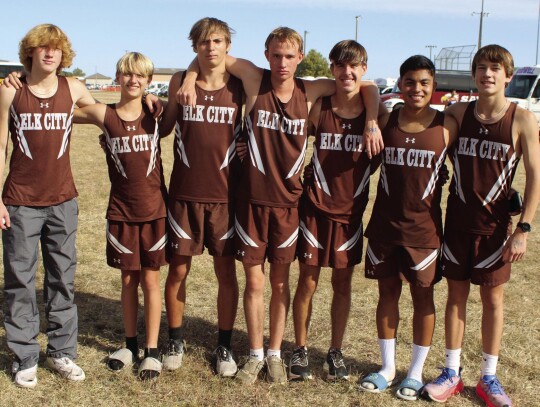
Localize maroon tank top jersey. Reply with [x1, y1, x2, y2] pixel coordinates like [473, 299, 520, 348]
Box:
[446, 101, 518, 234]
[103, 104, 167, 221]
[3, 76, 77, 206]
[239, 69, 308, 207]
[365, 110, 447, 247]
[305, 96, 370, 223]
[168, 74, 243, 203]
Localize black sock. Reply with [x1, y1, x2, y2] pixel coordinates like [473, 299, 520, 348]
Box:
[125, 336, 138, 358]
[144, 347, 159, 359]
[169, 326, 183, 341]
[218, 329, 233, 349]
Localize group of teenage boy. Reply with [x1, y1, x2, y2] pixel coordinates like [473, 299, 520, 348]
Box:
[0, 17, 538, 407]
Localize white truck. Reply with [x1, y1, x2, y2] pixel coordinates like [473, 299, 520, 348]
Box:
[505, 66, 540, 125]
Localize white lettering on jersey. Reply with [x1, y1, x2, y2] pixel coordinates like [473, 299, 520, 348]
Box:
[256, 109, 305, 136]
[183, 105, 235, 124]
[131, 134, 150, 152]
[457, 137, 509, 161]
[385, 147, 406, 165]
[319, 133, 362, 152]
[406, 149, 435, 168]
[18, 113, 69, 131]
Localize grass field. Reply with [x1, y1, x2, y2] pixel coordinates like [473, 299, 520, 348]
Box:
[0, 91, 538, 406]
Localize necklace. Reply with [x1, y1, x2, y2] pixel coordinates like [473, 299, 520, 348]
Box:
[28, 79, 58, 98]
[474, 99, 509, 123]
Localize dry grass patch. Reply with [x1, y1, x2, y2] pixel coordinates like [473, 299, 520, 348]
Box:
[0, 91, 537, 406]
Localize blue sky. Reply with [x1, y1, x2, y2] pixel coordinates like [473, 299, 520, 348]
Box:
[1, 0, 538, 80]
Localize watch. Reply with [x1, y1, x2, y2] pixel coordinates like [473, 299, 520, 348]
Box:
[517, 222, 532, 233]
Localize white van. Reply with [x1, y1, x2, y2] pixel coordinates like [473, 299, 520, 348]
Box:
[505, 66, 540, 125]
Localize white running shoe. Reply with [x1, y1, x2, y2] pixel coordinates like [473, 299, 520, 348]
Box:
[45, 357, 85, 381]
[13, 363, 38, 388]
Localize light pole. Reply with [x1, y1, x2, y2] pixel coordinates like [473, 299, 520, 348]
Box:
[355, 15, 362, 41]
[472, 0, 489, 50]
[303, 30, 309, 54]
[425, 45, 437, 60]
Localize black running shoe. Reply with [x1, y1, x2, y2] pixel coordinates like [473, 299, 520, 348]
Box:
[288, 346, 313, 381]
[323, 348, 349, 381]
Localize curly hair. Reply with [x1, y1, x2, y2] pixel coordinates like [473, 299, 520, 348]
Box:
[19, 24, 75, 74]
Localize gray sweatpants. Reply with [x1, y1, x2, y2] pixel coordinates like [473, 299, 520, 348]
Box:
[3, 199, 79, 369]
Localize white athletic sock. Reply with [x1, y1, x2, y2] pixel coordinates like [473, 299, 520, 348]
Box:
[481, 352, 498, 377]
[407, 344, 430, 383]
[250, 348, 264, 361]
[378, 338, 396, 381]
[445, 348, 461, 374]
[267, 348, 281, 359]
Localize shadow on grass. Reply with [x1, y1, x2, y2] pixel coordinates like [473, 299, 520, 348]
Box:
[0, 286, 381, 381]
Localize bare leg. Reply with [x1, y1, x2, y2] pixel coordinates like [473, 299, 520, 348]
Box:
[165, 256, 191, 329]
[268, 263, 291, 350]
[292, 264, 321, 346]
[213, 255, 238, 331]
[243, 263, 265, 349]
[140, 267, 161, 348]
[444, 279, 470, 349]
[376, 277, 402, 339]
[409, 284, 435, 347]
[330, 267, 354, 349]
[120, 269, 140, 338]
[479, 284, 505, 356]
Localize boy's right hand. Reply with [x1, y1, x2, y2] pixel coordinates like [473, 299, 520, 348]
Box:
[0, 202, 11, 230]
[98, 134, 107, 153]
[1, 71, 24, 90]
[236, 138, 247, 161]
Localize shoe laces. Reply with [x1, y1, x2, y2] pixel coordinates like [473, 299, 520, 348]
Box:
[483, 376, 504, 395]
[216, 346, 231, 361]
[433, 367, 458, 385]
[329, 349, 345, 367]
[167, 340, 183, 355]
[291, 347, 308, 365]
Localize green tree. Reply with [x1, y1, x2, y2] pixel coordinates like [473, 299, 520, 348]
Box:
[296, 49, 332, 78]
[72, 67, 86, 77]
[60, 67, 86, 77]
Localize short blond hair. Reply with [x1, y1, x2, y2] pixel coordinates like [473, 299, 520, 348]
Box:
[116, 52, 154, 79]
[19, 24, 75, 73]
[189, 17, 234, 52]
[265, 27, 303, 52]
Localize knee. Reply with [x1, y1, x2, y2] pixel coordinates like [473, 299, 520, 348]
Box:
[297, 276, 318, 297]
[216, 269, 238, 289]
[167, 264, 189, 283]
[122, 272, 140, 290]
[245, 275, 265, 296]
[411, 288, 435, 313]
[269, 276, 289, 295]
[331, 277, 351, 298]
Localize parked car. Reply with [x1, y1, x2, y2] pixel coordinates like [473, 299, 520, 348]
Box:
[158, 85, 169, 97]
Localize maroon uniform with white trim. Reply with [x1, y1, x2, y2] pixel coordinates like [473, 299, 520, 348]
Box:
[239, 69, 308, 207]
[365, 109, 446, 247]
[297, 96, 370, 268]
[364, 110, 446, 286]
[304, 96, 370, 223]
[441, 102, 517, 284]
[445, 101, 517, 234]
[103, 104, 167, 221]
[168, 74, 243, 203]
[3, 76, 77, 206]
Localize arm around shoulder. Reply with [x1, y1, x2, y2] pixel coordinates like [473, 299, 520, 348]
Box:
[0, 87, 17, 229]
[225, 55, 263, 95]
[160, 72, 182, 137]
[67, 77, 96, 107]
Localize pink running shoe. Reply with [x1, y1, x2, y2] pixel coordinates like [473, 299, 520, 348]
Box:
[422, 367, 464, 402]
[476, 375, 512, 407]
